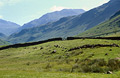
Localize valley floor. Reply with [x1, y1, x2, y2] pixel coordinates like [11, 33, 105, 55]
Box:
[0, 70, 120, 78]
[0, 39, 120, 78]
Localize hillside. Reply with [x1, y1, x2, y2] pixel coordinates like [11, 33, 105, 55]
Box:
[77, 11, 120, 37]
[106, 32, 120, 37]
[0, 39, 9, 45]
[19, 9, 85, 31]
[0, 19, 20, 35]
[0, 33, 6, 39]
[0, 38, 120, 77]
[110, 10, 120, 19]
[8, 0, 120, 43]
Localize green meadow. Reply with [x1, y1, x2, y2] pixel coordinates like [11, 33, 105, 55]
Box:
[0, 39, 120, 78]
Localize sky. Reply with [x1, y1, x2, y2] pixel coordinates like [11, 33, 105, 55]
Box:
[0, 0, 110, 26]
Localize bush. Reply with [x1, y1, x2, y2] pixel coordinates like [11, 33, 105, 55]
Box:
[108, 59, 120, 71]
[71, 58, 120, 73]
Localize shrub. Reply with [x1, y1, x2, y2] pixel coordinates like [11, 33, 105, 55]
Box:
[26, 62, 30, 66]
[71, 58, 120, 73]
[108, 59, 120, 71]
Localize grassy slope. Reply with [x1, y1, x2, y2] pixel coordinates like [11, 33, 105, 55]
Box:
[0, 39, 120, 77]
[106, 32, 120, 37]
[77, 15, 120, 37]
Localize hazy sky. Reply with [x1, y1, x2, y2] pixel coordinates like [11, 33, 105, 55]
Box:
[0, 0, 110, 25]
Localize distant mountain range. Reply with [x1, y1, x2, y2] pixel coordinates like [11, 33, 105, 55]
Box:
[77, 10, 120, 37]
[19, 9, 85, 31]
[0, 19, 20, 36]
[8, 0, 120, 43]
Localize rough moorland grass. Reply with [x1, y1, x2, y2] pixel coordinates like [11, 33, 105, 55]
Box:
[0, 39, 120, 77]
[106, 32, 120, 37]
[0, 70, 120, 78]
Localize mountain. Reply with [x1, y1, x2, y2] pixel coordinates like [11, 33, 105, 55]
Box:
[0, 33, 6, 39]
[0, 19, 20, 35]
[8, 0, 120, 43]
[0, 39, 9, 45]
[77, 10, 120, 37]
[19, 9, 85, 30]
[110, 10, 120, 19]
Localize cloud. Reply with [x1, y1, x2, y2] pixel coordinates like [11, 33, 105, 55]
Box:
[82, 0, 109, 11]
[0, 0, 22, 6]
[102, 0, 109, 3]
[82, 7, 90, 11]
[7, 0, 21, 5]
[97, 0, 109, 6]
[50, 6, 69, 11]
[0, 1, 3, 7]
[0, 15, 3, 19]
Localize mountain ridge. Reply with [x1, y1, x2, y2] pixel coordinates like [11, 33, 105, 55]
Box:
[8, 0, 120, 43]
[19, 9, 85, 31]
[0, 19, 20, 35]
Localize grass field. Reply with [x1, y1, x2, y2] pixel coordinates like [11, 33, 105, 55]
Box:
[0, 39, 120, 78]
[0, 71, 120, 78]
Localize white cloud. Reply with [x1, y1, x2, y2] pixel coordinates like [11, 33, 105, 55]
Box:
[82, 0, 109, 11]
[102, 0, 109, 3]
[0, 1, 3, 7]
[0, 0, 22, 6]
[50, 6, 69, 11]
[0, 15, 3, 19]
[7, 0, 21, 5]
[97, 0, 109, 6]
[82, 7, 90, 11]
